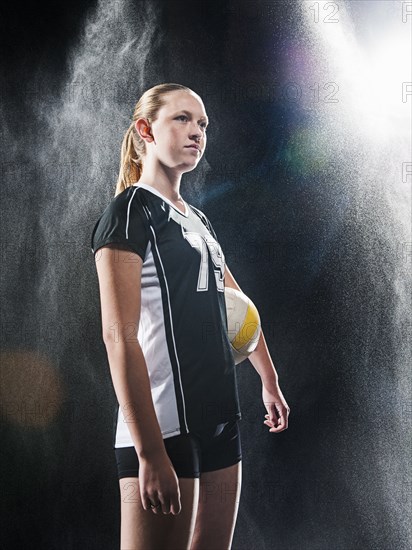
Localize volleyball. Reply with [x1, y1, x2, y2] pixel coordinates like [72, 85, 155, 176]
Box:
[224, 287, 261, 364]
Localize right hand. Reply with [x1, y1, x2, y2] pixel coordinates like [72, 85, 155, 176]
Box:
[138, 452, 182, 515]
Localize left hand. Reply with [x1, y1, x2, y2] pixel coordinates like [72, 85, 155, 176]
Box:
[262, 383, 290, 433]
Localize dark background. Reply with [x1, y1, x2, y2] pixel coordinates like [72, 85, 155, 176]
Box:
[0, 0, 410, 548]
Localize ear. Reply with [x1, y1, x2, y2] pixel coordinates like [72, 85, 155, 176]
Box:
[135, 118, 154, 142]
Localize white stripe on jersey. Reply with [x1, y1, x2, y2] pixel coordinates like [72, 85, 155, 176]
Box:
[124, 187, 135, 240]
[115, 199, 190, 447]
[115, 241, 184, 446]
[147, 220, 190, 433]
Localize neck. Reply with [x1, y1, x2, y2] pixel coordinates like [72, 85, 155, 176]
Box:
[137, 167, 183, 202]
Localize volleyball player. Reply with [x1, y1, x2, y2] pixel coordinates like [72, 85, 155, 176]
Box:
[91, 83, 290, 550]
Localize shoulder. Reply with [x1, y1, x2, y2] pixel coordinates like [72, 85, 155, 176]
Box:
[92, 187, 149, 239]
[102, 186, 146, 217]
[91, 186, 150, 256]
[113, 185, 144, 207]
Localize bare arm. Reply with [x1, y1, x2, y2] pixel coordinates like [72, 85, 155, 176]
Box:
[224, 263, 278, 388]
[94, 244, 181, 513]
[95, 245, 164, 458]
[224, 263, 290, 432]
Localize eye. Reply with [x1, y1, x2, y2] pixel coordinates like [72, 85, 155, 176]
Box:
[176, 115, 208, 129]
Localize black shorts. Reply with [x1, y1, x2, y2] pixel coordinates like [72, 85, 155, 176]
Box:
[114, 418, 242, 479]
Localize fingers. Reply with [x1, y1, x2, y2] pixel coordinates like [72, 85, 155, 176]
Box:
[148, 498, 167, 515]
[160, 497, 171, 515]
[268, 417, 286, 432]
[150, 501, 161, 515]
[170, 491, 182, 515]
[143, 493, 181, 515]
[144, 498, 163, 515]
[264, 412, 289, 431]
[150, 493, 171, 515]
[264, 413, 281, 426]
[142, 492, 161, 514]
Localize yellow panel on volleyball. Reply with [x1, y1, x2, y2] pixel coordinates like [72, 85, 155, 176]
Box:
[224, 287, 261, 365]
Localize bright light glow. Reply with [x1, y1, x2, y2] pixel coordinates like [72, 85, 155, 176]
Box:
[302, 1, 411, 141]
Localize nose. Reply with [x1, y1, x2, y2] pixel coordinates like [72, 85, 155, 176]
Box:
[189, 130, 201, 141]
[189, 122, 204, 141]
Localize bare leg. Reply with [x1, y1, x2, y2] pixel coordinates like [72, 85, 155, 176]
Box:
[190, 461, 242, 550]
[119, 477, 199, 550]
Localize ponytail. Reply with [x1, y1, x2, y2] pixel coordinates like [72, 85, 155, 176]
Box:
[114, 122, 143, 197]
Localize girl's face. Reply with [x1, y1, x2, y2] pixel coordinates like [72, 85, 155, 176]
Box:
[137, 90, 208, 173]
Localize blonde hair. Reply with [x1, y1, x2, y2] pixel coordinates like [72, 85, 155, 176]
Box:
[114, 83, 193, 197]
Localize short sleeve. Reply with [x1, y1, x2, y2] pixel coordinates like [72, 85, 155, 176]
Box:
[90, 190, 150, 261]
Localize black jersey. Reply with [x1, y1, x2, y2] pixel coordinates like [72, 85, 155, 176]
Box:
[91, 182, 242, 447]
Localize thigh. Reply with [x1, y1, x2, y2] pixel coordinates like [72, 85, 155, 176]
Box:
[119, 476, 199, 550]
[115, 436, 201, 550]
[191, 461, 242, 550]
[190, 420, 243, 549]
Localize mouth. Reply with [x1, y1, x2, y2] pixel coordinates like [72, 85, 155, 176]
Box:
[185, 145, 201, 152]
